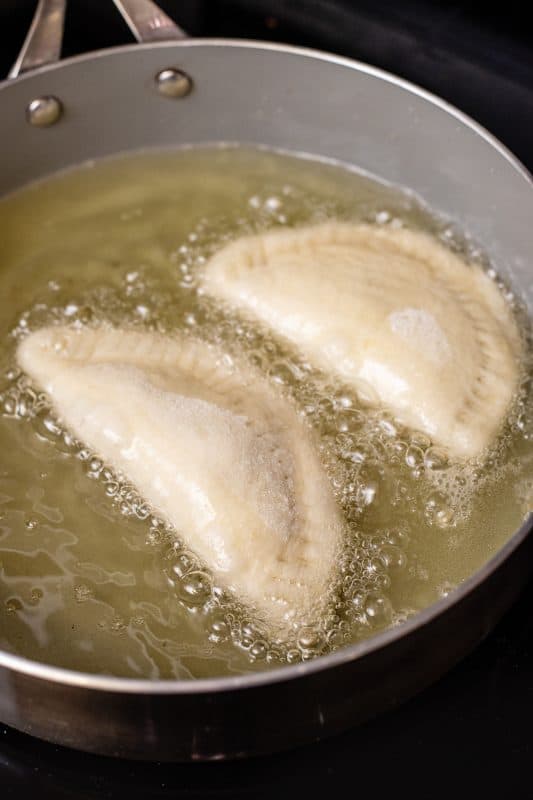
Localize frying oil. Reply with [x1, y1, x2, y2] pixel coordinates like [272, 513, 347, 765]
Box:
[0, 147, 531, 678]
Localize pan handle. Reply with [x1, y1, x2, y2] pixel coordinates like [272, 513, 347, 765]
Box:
[9, 0, 187, 79]
[112, 0, 188, 42]
[9, 0, 66, 79]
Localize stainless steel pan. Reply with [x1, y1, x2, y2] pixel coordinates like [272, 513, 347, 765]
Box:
[0, 0, 532, 762]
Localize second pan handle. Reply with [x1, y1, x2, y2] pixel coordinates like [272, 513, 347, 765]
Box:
[9, 0, 66, 78]
[9, 0, 187, 79]
[112, 0, 187, 43]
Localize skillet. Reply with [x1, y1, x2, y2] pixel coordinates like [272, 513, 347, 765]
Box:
[0, 0, 532, 760]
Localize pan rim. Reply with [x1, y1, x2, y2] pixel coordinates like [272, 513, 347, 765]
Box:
[0, 37, 532, 696]
[1, 38, 532, 187]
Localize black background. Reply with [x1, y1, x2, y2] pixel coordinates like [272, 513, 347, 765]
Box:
[0, 2, 532, 797]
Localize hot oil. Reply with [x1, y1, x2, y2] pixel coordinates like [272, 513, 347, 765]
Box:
[0, 147, 531, 678]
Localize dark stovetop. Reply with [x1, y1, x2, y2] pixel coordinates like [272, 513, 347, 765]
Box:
[1, 2, 532, 797]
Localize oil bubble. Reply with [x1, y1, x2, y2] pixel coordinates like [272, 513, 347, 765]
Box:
[424, 447, 449, 471]
[286, 649, 302, 664]
[364, 592, 393, 625]
[170, 550, 199, 579]
[297, 627, 325, 653]
[1, 395, 17, 417]
[410, 432, 431, 450]
[177, 571, 212, 606]
[250, 640, 268, 659]
[337, 408, 364, 434]
[357, 480, 378, 507]
[209, 618, 230, 643]
[265, 196, 281, 212]
[4, 367, 20, 382]
[268, 361, 296, 385]
[29, 587, 44, 605]
[374, 572, 391, 590]
[146, 527, 165, 547]
[349, 590, 367, 611]
[378, 418, 398, 438]
[435, 507, 455, 528]
[35, 413, 62, 440]
[87, 457, 103, 479]
[378, 545, 407, 571]
[5, 597, 23, 613]
[134, 502, 151, 521]
[405, 445, 424, 469]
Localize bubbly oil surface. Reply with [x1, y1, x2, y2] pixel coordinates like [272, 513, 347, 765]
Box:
[0, 146, 531, 679]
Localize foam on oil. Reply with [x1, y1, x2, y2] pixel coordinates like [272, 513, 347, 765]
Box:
[0, 146, 531, 678]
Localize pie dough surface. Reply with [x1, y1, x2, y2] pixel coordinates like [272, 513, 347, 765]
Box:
[18, 327, 343, 632]
[202, 222, 522, 458]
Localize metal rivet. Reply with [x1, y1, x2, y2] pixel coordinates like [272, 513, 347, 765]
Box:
[26, 96, 63, 127]
[155, 68, 192, 98]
